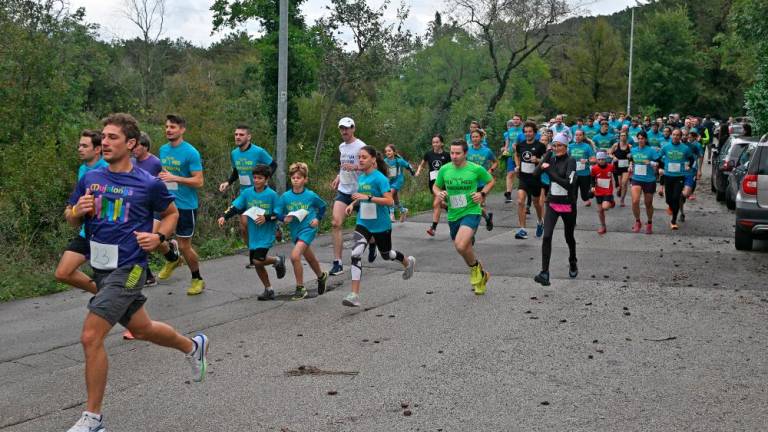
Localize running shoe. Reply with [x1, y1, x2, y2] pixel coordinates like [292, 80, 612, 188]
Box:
[186, 278, 205, 295]
[485, 212, 494, 231]
[122, 330, 135, 340]
[515, 228, 528, 239]
[620, 201, 626, 207]
[473, 271, 489, 295]
[426, 226, 436, 237]
[329, 262, 344, 276]
[504, 194, 514, 204]
[645, 222, 653, 234]
[291, 286, 308, 300]
[469, 264, 483, 287]
[569, 261, 578, 278]
[688, 194, 697, 201]
[368, 245, 377, 263]
[342, 292, 360, 307]
[403, 256, 416, 280]
[274, 255, 286, 279]
[535, 221, 544, 238]
[584, 200, 592, 207]
[597, 226, 607, 235]
[534, 271, 551, 286]
[257, 288, 275, 301]
[186, 333, 209, 382]
[400, 207, 408, 223]
[144, 275, 158, 287]
[390, 212, 396, 223]
[158, 258, 182, 280]
[245, 263, 255, 269]
[317, 271, 328, 295]
[670, 223, 679, 230]
[658, 190, 664, 197]
[631, 220, 642, 233]
[67, 411, 105, 432]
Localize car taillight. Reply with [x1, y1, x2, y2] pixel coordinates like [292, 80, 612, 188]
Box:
[742, 174, 758, 195]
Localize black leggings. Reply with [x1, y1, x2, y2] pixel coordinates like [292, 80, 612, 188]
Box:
[541, 203, 577, 273]
[576, 175, 592, 202]
[664, 177, 685, 223]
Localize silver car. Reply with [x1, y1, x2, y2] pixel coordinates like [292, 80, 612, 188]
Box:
[734, 134, 768, 250]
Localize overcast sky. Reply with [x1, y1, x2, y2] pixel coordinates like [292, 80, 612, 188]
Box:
[70, 0, 637, 47]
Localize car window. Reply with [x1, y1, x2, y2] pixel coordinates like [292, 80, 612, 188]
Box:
[739, 146, 754, 165]
[753, 147, 768, 175]
[729, 143, 747, 160]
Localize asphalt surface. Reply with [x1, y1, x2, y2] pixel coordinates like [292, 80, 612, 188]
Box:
[2, 167, 768, 431]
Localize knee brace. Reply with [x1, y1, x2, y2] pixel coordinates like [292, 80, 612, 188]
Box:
[350, 231, 367, 281]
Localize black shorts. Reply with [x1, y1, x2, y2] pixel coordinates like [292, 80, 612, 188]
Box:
[176, 209, 197, 238]
[334, 191, 354, 205]
[596, 195, 615, 204]
[249, 248, 270, 262]
[613, 167, 629, 175]
[89, 265, 147, 327]
[66, 236, 90, 255]
[631, 179, 657, 194]
[355, 225, 392, 254]
[518, 177, 542, 198]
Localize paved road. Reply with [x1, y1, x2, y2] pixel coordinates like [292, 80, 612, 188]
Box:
[2, 168, 768, 431]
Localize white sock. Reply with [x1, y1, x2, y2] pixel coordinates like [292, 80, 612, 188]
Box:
[84, 411, 101, 420]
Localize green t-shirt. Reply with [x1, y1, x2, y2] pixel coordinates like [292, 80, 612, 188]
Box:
[435, 161, 493, 222]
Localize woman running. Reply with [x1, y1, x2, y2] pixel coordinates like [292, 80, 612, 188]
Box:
[629, 131, 660, 234]
[415, 134, 451, 236]
[383, 144, 415, 222]
[610, 131, 632, 207]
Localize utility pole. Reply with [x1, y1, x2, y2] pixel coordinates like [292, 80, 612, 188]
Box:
[627, 7, 635, 116]
[276, 0, 288, 192]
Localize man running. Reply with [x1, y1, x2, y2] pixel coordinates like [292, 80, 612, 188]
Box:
[592, 120, 616, 152]
[64, 113, 208, 432]
[680, 128, 704, 220]
[433, 139, 494, 295]
[660, 129, 695, 230]
[568, 129, 595, 207]
[416, 134, 451, 236]
[514, 121, 547, 239]
[502, 115, 524, 204]
[156, 114, 206, 295]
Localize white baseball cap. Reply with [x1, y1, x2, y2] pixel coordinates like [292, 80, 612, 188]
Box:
[553, 133, 569, 146]
[338, 117, 355, 128]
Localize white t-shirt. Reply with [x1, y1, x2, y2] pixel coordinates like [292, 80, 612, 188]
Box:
[338, 138, 366, 195]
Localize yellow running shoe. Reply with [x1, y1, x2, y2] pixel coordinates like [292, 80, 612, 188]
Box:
[469, 263, 483, 286]
[187, 278, 205, 295]
[473, 271, 489, 295]
[158, 258, 182, 280]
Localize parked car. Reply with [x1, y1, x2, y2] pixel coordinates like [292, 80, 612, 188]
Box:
[726, 143, 757, 210]
[711, 136, 759, 202]
[734, 135, 768, 250]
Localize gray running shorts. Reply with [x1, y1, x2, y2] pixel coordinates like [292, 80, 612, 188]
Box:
[89, 265, 148, 327]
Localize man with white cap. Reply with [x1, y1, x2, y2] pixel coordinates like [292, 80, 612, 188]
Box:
[328, 117, 367, 275]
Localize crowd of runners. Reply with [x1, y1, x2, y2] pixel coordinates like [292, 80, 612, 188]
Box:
[59, 110, 713, 432]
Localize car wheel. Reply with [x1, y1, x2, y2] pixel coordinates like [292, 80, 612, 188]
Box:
[735, 228, 752, 251]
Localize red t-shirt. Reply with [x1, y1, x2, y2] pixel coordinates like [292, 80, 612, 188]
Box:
[591, 163, 614, 196]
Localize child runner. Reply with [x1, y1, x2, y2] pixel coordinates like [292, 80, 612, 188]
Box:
[277, 162, 329, 300]
[467, 129, 498, 230]
[217, 164, 286, 300]
[383, 144, 415, 223]
[629, 131, 660, 234]
[342, 146, 416, 307]
[568, 129, 595, 207]
[610, 131, 632, 207]
[415, 134, 452, 236]
[591, 152, 616, 235]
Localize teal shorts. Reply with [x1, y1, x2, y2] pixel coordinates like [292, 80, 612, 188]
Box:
[448, 214, 481, 240]
[293, 227, 317, 246]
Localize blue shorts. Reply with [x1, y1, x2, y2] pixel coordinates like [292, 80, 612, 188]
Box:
[293, 227, 317, 245]
[389, 178, 404, 191]
[684, 175, 697, 189]
[506, 157, 516, 172]
[334, 191, 354, 205]
[448, 214, 481, 240]
[176, 209, 197, 238]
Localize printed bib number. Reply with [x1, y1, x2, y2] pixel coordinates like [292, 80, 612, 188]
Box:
[667, 162, 681, 173]
[288, 209, 309, 222]
[360, 202, 377, 220]
[449, 194, 468, 209]
[165, 181, 179, 191]
[521, 162, 536, 174]
[90, 241, 118, 270]
[388, 166, 398, 178]
[634, 164, 648, 176]
[597, 178, 611, 189]
[340, 170, 357, 184]
[551, 182, 568, 196]
[618, 159, 629, 168]
[576, 161, 586, 171]
[429, 170, 438, 181]
[238, 174, 252, 186]
[243, 206, 266, 221]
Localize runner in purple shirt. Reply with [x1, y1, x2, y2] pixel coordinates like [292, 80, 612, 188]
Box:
[132, 132, 163, 177]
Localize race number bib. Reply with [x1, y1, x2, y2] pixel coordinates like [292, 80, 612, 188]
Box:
[576, 161, 586, 171]
[360, 202, 377, 220]
[340, 170, 357, 184]
[287, 209, 309, 222]
[521, 162, 536, 174]
[551, 182, 568, 196]
[634, 164, 648, 176]
[449, 194, 468, 209]
[90, 241, 118, 270]
[165, 181, 179, 191]
[238, 174, 252, 186]
[388, 166, 398, 178]
[243, 206, 266, 221]
[597, 178, 611, 189]
[429, 170, 438, 181]
[667, 162, 681, 173]
[618, 159, 629, 168]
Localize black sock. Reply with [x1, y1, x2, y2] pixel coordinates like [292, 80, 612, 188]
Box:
[431, 222, 438, 229]
[164, 249, 179, 262]
[146, 267, 154, 279]
[191, 270, 202, 280]
[469, 261, 478, 268]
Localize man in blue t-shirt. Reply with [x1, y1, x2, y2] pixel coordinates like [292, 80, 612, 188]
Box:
[55, 130, 108, 295]
[63, 113, 209, 432]
[156, 114, 206, 295]
[218, 124, 277, 250]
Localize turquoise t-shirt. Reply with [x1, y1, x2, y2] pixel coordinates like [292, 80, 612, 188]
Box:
[276, 188, 326, 240]
[592, 132, 616, 151]
[660, 135, 672, 147]
[628, 127, 643, 144]
[506, 126, 523, 145]
[384, 156, 411, 182]
[646, 130, 664, 148]
[159, 141, 203, 210]
[660, 142, 694, 177]
[609, 120, 621, 132]
[684, 140, 704, 176]
[568, 142, 595, 176]
[465, 133, 488, 148]
[467, 145, 496, 188]
[356, 170, 392, 233]
[230, 144, 273, 192]
[629, 146, 660, 183]
[77, 158, 109, 238]
[583, 125, 598, 140]
[232, 186, 279, 250]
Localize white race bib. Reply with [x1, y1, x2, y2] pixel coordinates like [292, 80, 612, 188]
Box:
[521, 162, 536, 174]
[340, 170, 357, 184]
[429, 170, 438, 181]
[551, 182, 568, 196]
[576, 161, 586, 171]
[618, 159, 629, 168]
[360, 202, 377, 220]
[243, 206, 266, 221]
[634, 164, 648, 176]
[449, 194, 468, 209]
[287, 208, 309, 222]
[668, 162, 681, 173]
[90, 241, 118, 270]
[238, 174, 252, 186]
[165, 181, 179, 191]
[597, 178, 611, 189]
[388, 166, 398, 178]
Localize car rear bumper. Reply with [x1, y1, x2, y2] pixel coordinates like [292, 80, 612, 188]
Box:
[735, 205, 768, 237]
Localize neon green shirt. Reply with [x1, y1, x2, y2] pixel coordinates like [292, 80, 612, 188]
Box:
[435, 161, 493, 222]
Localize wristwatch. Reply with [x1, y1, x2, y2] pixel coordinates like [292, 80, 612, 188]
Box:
[367, 195, 373, 202]
[480, 191, 487, 198]
[157, 233, 167, 243]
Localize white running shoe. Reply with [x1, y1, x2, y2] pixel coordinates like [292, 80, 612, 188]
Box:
[67, 412, 105, 432]
[186, 333, 209, 382]
[342, 292, 360, 307]
[403, 256, 416, 280]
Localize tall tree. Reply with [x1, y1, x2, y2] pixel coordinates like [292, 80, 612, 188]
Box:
[123, 0, 166, 109]
[730, 0, 768, 132]
[550, 18, 626, 114]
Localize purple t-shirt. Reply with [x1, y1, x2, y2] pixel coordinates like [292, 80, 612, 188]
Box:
[69, 166, 174, 268]
[133, 154, 163, 177]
